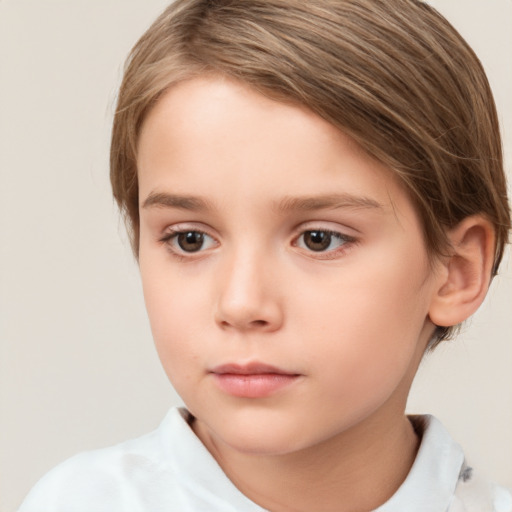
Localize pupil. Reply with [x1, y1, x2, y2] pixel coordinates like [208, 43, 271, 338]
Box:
[178, 232, 204, 252]
[304, 231, 331, 251]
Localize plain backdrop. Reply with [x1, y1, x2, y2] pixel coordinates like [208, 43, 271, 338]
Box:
[0, 1, 511, 511]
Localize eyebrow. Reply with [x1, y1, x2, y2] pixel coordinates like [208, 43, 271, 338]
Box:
[142, 192, 213, 211]
[274, 194, 383, 212]
[141, 192, 383, 213]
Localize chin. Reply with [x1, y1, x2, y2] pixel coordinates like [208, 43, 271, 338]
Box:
[220, 428, 312, 456]
[194, 405, 324, 457]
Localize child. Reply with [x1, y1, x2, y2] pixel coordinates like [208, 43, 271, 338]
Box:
[19, 0, 511, 510]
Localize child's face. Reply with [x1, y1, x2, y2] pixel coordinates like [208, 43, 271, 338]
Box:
[137, 76, 439, 455]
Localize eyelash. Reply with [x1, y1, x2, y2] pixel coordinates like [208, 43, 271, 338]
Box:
[293, 229, 357, 260]
[158, 227, 357, 260]
[159, 228, 217, 260]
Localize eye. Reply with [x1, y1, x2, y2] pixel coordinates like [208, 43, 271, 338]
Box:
[161, 229, 217, 254]
[295, 230, 353, 253]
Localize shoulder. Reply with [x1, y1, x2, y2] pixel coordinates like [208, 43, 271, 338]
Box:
[19, 448, 131, 512]
[18, 408, 187, 512]
[450, 464, 512, 512]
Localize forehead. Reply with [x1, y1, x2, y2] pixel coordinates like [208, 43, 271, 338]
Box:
[137, 76, 413, 223]
[137, 76, 355, 172]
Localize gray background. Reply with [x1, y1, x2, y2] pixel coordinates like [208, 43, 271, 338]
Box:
[1, 1, 511, 510]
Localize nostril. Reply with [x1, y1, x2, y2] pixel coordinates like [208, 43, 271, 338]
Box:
[251, 320, 268, 327]
[219, 318, 268, 330]
[214, 294, 283, 332]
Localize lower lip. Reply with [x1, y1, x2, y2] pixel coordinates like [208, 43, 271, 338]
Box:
[212, 373, 299, 398]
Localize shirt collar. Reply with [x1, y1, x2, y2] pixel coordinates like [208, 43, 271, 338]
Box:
[375, 415, 464, 512]
[161, 409, 464, 512]
[159, 407, 267, 511]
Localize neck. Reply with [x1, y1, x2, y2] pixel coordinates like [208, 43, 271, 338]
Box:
[194, 405, 420, 512]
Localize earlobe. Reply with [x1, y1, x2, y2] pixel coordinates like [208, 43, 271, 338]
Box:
[428, 216, 496, 328]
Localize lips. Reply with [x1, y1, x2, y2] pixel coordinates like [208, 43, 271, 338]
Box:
[210, 363, 301, 398]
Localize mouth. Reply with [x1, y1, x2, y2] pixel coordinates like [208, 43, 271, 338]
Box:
[210, 363, 301, 398]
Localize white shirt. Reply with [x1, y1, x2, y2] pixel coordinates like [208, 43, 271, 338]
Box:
[19, 408, 512, 512]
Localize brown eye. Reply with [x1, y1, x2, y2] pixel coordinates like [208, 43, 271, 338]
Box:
[302, 230, 333, 251]
[176, 231, 205, 252]
[161, 228, 217, 256]
[296, 229, 354, 255]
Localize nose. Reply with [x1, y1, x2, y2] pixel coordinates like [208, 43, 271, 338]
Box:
[214, 249, 284, 333]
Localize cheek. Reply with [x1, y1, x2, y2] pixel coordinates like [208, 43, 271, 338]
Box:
[140, 262, 207, 380]
[298, 253, 431, 398]
[299, 254, 428, 341]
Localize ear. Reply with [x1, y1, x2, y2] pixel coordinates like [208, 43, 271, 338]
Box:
[428, 215, 496, 328]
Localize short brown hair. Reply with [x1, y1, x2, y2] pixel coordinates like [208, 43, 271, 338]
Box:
[110, 0, 510, 342]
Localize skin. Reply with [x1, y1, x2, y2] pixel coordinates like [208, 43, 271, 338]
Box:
[137, 76, 445, 512]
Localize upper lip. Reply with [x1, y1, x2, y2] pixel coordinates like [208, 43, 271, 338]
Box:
[210, 362, 298, 375]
